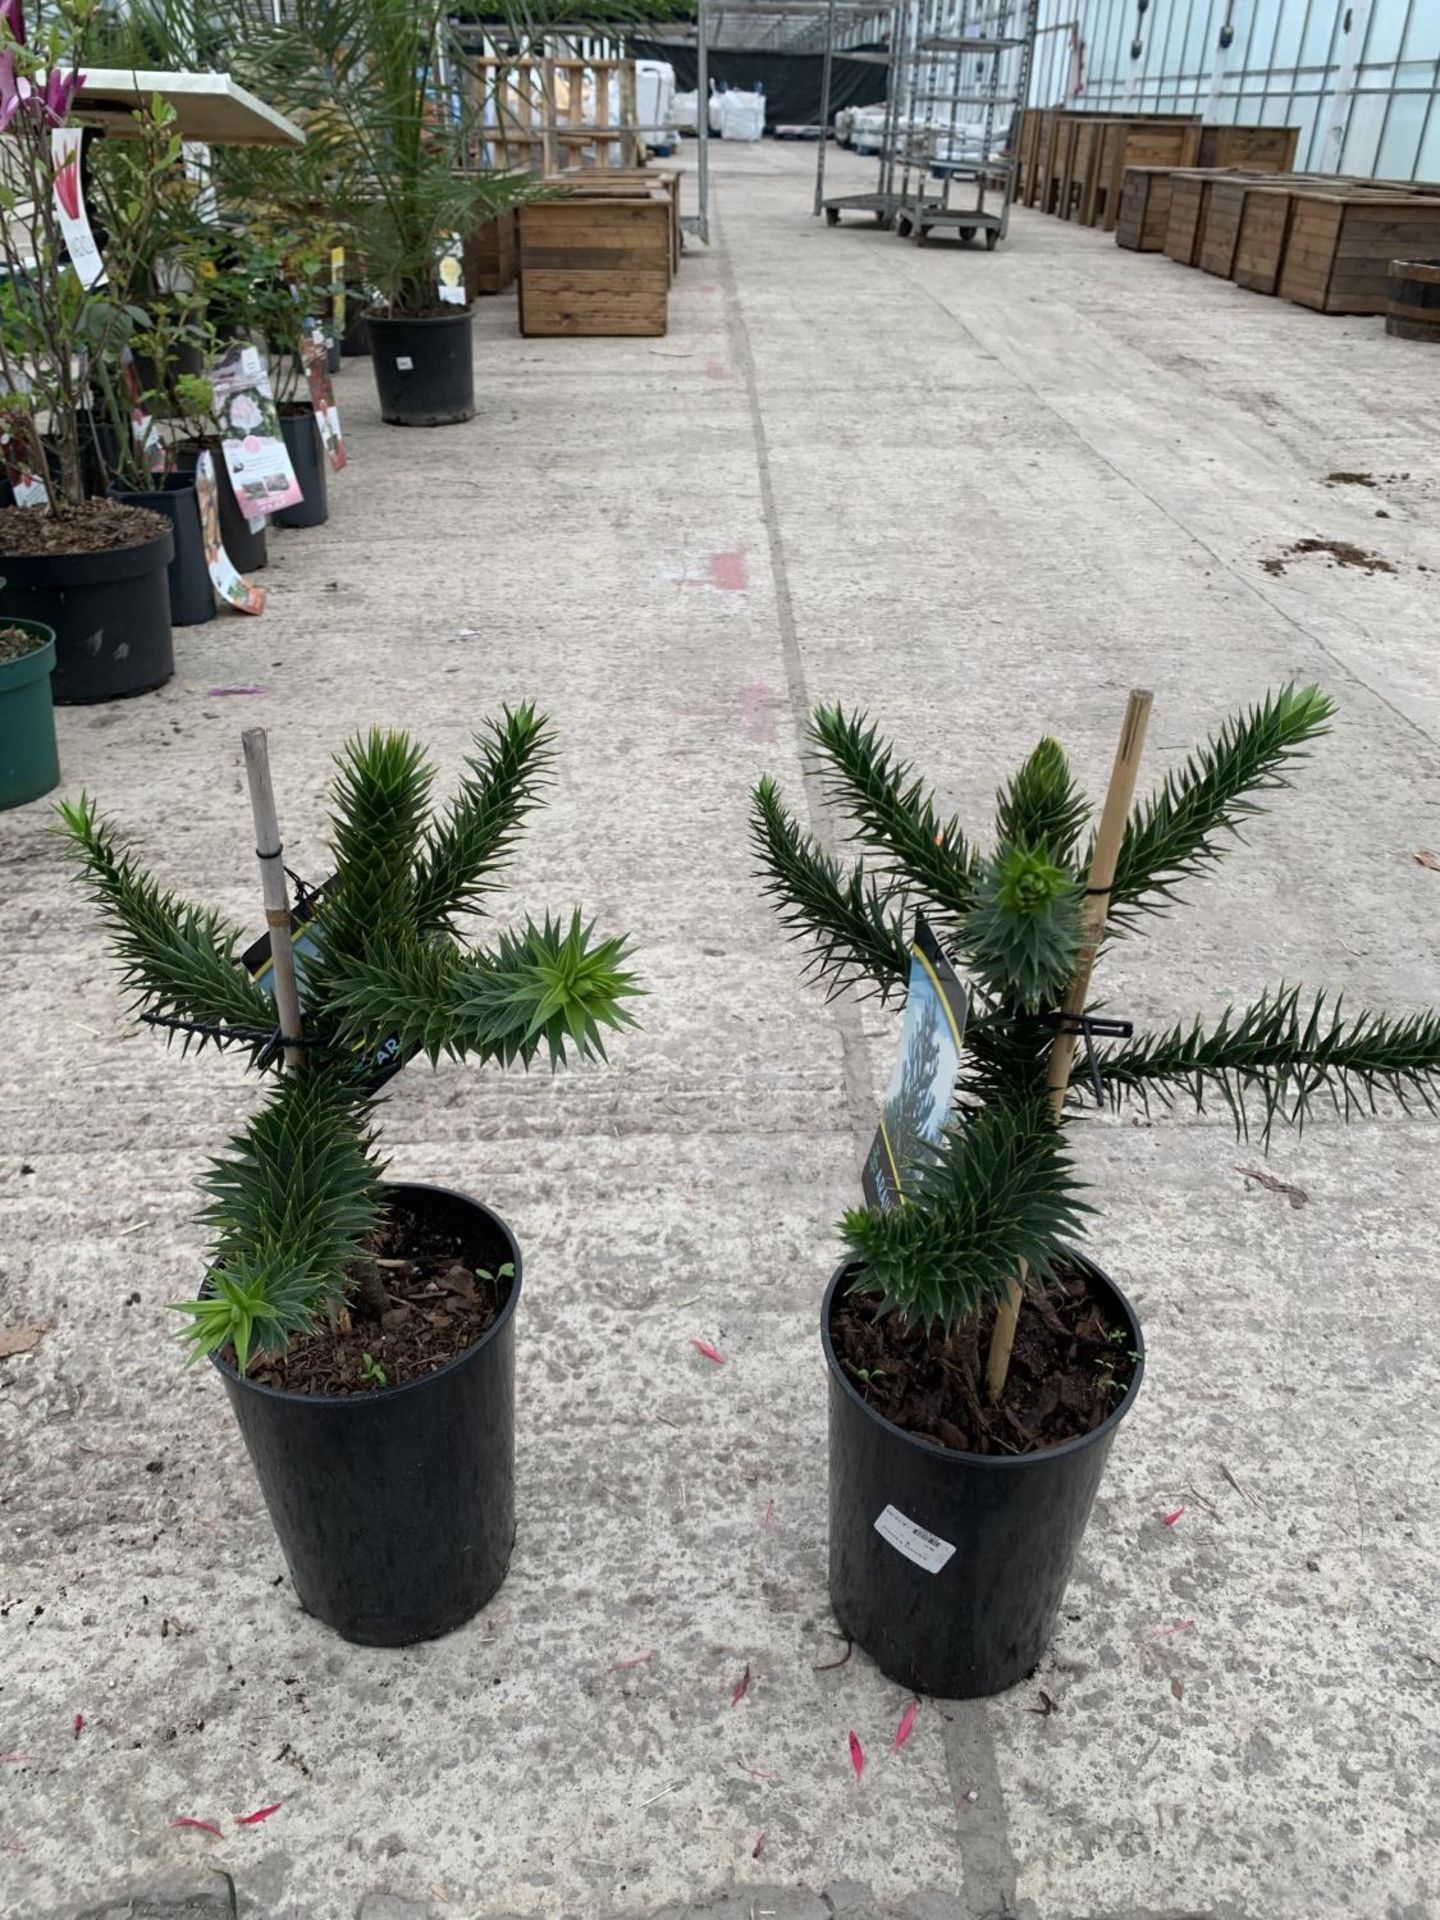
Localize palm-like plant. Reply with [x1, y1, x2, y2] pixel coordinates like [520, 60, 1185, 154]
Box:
[753, 688, 1440, 1396]
[61, 710, 637, 1371]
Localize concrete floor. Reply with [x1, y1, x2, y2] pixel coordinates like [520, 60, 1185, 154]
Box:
[3, 141, 1439, 1920]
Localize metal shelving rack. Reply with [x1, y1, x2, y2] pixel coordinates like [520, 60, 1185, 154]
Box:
[816, 0, 1038, 247]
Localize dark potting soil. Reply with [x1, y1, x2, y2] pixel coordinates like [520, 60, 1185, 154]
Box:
[0, 624, 45, 663]
[831, 1265, 1139, 1456]
[0, 500, 169, 557]
[248, 1195, 512, 1397]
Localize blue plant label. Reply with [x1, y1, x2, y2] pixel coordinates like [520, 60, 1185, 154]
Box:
[862, 915, 968, 1212]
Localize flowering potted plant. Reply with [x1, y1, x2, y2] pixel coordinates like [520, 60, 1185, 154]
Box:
[0, 0, 174, 702]
[62, 711, 639, 1644]
[753, 689, 1440, 1697]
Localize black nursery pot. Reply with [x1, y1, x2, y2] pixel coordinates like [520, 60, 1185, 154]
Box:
[110, 475, 214, 627]
[823, 1256, 1144, 1699]
[272, 406, 329, 529]
[211, 1183, 520, 1647]
[341, 291, 371, 357]
[0, 525, 175, 705]
[172, 442, 267, 573]
[366, 308, 474, 426]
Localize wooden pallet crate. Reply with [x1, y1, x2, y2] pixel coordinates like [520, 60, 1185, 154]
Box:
[1231, 184, 1294, 292]
[467, 52, 641, 175]
[1092, 118, 1202, 230]
[463, 209, 517, 297]
[517, 193, 670, 336]
[539, 167, 681, 275]
[1279, 192, 1440, 314]
[1199, 175, 1272, 277]
[1116, 166, 1176, 251]
[1163, 170, 1218, 265]
[1196, 124, 1299, 172]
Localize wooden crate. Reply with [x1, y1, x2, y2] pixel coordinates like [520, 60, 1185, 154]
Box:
[1016, 108, 1043, 202]
[463, 209, 517, 297]
[1065, 118, 1104, 221]
[1199, 175, 1269, 277]
[1094, 119, 1201, 230]
[1196, 124, 1299, 172]
[1116, 166, 1176, 250]
[518, 194, 670, 336]
[1163, 171, 1213, 265]
[1279, 193, 1440, 314]
[540, 167, 681, 275]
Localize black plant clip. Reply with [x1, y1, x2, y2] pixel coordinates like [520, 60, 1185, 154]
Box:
[1034, 1010, 1134, 1106]
[138, 1009, 331, 1071]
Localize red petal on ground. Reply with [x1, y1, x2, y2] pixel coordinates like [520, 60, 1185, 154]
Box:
[736, 1763, 776, 1778]
[612, 1651, 654, 1670]
[236, 1803, 282, 1826]
[1162, 1507, 1186, 1528]
[761, 1498, 775, 1527]
[171, 1818, 224, 1838]
[72, 1714, 84, 1738]
[1151, 1619, 1196, 1639]
[848, 1730, 865, 1781]
[731, 1664, 751, 1706]
[689, 1339, 726, 1364]
[752, 1829, 766, 1858]
[893, 1702, 918, 1750]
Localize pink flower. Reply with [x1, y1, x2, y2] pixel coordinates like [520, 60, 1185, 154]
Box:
[41, 66, 83, 124]
[0, 0, 26, 49]
[0, 51, 22, 131]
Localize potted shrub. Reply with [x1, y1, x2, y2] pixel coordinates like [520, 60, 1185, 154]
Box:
[250, 0, 533, 426]
[0, 0, 174, 702]
[0, 611, 60, 808]
[752, 688, 1440, 1697]
[61, 710, 638, 1645]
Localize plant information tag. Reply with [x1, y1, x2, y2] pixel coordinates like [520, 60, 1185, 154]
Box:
[862, 916, 968, 1212]
[51, 128, 106, 290]
[874, 1504, 956, 1575]
[210, 343, 303, 522]
[195, 451, 264, 615]
[437, 232, 466, 304]
[301, 327, 346, 472]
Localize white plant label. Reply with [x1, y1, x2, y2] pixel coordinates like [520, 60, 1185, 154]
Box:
[874, 1504, 956, 1575]
[395, 355, 414, 371]
[51, 128, 107, 290]
[437, 232, 465, 304]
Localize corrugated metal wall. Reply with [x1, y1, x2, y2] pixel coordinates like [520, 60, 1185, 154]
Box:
[1029, 0, 1440, 181]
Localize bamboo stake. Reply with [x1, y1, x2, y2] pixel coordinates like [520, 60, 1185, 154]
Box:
[241, 729, 304, 1072]
[985, 690, 1154, 1404]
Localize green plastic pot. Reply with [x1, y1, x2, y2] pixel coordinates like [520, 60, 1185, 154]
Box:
[0, 616, 61, 810]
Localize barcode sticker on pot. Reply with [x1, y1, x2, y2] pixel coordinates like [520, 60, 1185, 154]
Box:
[874, 1504, 955, 1574]
[395, 355, 414, 371]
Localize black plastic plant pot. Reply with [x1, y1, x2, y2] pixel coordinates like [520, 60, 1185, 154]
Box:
[272, 406, 329, 529]
[172, 442, 267, 574]
[0, 526, 175, 705]
[210, 1183, 520, 1647]
[340, 293, 372, 357]
[366, 309, 475, 426]
[110, 475, 214, 627]
[823, 1255, 1144, 1699]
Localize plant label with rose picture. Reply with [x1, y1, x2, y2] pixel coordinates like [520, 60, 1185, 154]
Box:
[861, 916, 968, 1213]
[50, 129, 106, 291]
[210, 344, 303, 521]
[195, 452, 265, 616]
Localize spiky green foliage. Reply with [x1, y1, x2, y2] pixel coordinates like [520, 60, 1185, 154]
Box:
[326, 913, 639, 1069]
[1101, 988, 1440, 1143]
[412, 706, 554, 935]
[57, 796, 276, 1054]
[63, 718, 638, 1372]
[750, 776, 911, 1001]
[1108, 684, 1334, 928]
[752, 687, 1440, 1339]
[841, 1103, 1090, 1332]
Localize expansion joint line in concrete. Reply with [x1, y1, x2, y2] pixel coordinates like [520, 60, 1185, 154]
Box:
[710, 185, 1025, 1920]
